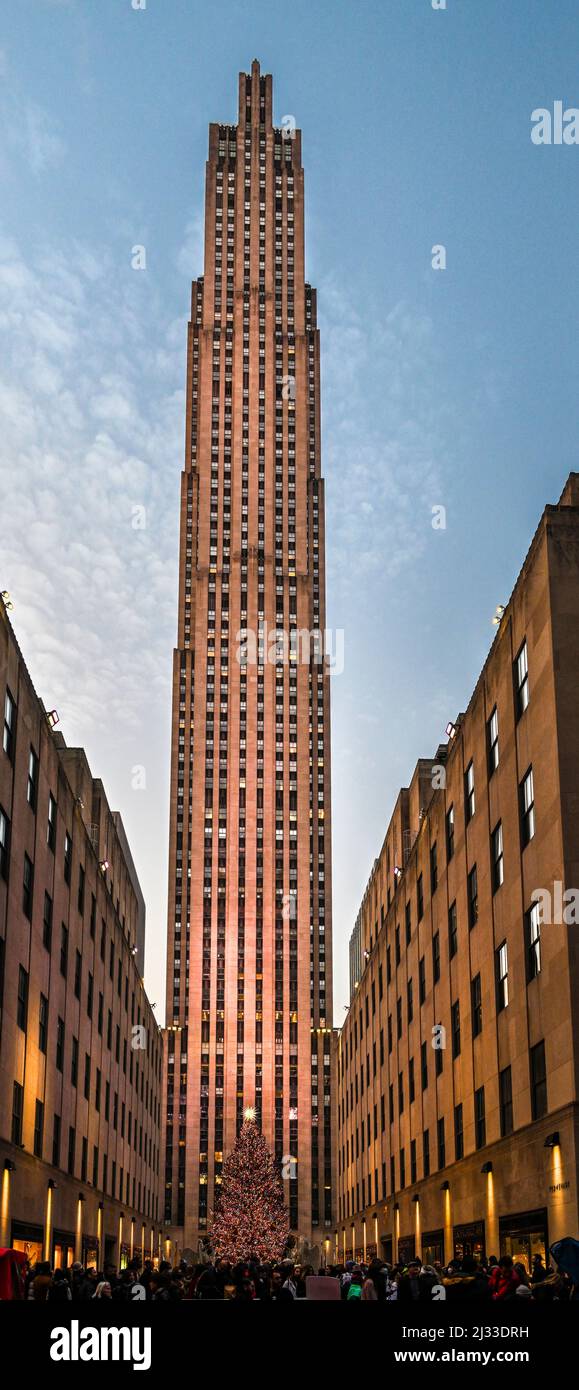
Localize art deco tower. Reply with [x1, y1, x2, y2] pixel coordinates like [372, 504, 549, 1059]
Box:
[163, 62, 333, 1253]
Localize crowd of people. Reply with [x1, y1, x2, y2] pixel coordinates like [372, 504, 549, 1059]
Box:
[21, 1249, 578, 1301]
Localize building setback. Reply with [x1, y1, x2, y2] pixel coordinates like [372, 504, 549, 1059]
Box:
[337, 476, 579, 1271]
[0, 595, 163, 1270]
[163, 61, 334, 1256]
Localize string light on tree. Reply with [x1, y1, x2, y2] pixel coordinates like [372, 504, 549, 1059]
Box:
[211, 1114, 289, 1264]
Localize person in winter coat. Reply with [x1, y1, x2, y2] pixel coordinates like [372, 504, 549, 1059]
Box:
[93, 1281, 112, 1299]
[48, 1268, 72, 1303]
[398, 1261, 422, 1302]
[361, 1275, 378, 1300]
[32, 1262, 52, 1301]
[443, 1257, 489, 1300]
[489, 1256, 520, 1300]
[346, 1271, 364, 1300]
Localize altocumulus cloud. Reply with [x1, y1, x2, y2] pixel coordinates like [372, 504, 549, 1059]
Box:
[319, 280, 454, 594]
[0, 231, 183, 744]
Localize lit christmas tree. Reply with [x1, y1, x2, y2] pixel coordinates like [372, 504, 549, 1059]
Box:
[211, 1109, 290, 1263]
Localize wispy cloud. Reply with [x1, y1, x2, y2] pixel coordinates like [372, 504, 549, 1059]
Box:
[0, 232, 183, 738]
[320, 280, 454, 595]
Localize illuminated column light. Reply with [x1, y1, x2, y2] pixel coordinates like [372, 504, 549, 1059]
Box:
[394, 1204, 400, 1263]
[97, 1204, 103, 1270]
[481, 1162, 497, 1257]
[76, 1194, 85, 1263]
[1, 1164, 14, 1249]
[45, 1183, 55, 1262]
[362, 1218, 367, 1264]
[373, 1212, 378, 1254]
[441, 1182, 452, 1264]
[351, 1223, 355, 1262]
[413, 1194, 420, 1253]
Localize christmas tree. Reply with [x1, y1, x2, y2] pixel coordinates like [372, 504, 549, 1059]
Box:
[210, 1110, 290, 1263]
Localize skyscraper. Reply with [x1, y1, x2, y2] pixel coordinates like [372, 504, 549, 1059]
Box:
[163, 62, 334, 1255]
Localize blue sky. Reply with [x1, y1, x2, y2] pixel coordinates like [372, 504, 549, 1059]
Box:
[1, 0, 579, 1022]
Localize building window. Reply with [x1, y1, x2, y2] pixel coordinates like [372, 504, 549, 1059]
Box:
[64, 832, 72, 885]
[520, 768, 535, 847]
[530, 1040, 547, 1120]
[491, 821, 504, 892]
[475, 1086, 486, 1148]
[419, 956, 426, 1005]
[465, 760, 475, 823]
[423, 1128, 430, 1177]
[68, 1126, 76, 1176]
[432, 932, 440, 984]
[430, 842, 438, 894]
[471, 973, 482, 1037]
[3, 689, 16, 761]
[74, 950, 82, 1000]
[448, 900, 458, 958]
[454, 1103, 464, 1160]
[34, 1099, 44, 1158]
[71, 1036, 78, 1088]
[446, 804, 455, 861]
[496, 941, 509, 1011]
[56, 1017, 64, 1072]
[467, 864, 478, 929]
[417, 874, 424, 921]
[487, 706, 499, 775]
[0, 805, 10, 881]
[22, 853, 34, 920]
[39, 993, 48, 1053]
[15, 965, 29, 1036]
[421, 1040, 428, 1091]
[437, 1117, 445, 1169]
[500, 1065, 513, 1137]
[42, 891, 53, 951]
[78, 865, 85, 915]
[27, 747, 39, 811]
[60, 924, 68, 978]
[515, 640, 529, 719]
[47, 794, 57, 852]
[407, 978, 413, 1023]
[451, 1000, 461, 1058]
[525, 902, 541, 981]
[12, 1081, 23, 1145]
[410, 1139, 417, 1184]
[405, 899, 411, 943]
[52, 1114, 61, 1168]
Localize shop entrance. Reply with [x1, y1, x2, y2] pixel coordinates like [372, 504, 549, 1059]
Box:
[499, 1208, 548, 1275]
[422, 1229, 444, 1266]
[397, 1235, 416, 1266]
[11, 1221, 44, 1268]
[53, 1230, 75, 1271]
[453, 1221, 485, 1264]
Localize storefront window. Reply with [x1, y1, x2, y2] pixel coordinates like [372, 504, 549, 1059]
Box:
[499, 1209, 547, 1274]
[13, 1237, 43, 1267]
[453, 1221, 485, 1263]
[397, 1235, 416, 1266]
[53, 1240, 75, 1271]
[422, 1229, 444, 1266]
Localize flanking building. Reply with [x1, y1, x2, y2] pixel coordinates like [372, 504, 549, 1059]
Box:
[0, 594, 164, 1270]
[337, 475, 579, 1271]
